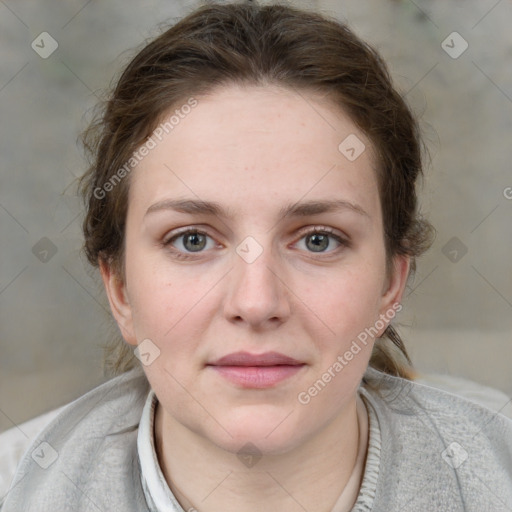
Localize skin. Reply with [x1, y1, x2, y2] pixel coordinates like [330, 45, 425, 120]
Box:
[100, 83, 410, 512]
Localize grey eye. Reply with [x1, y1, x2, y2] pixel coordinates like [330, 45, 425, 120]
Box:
[305, 233, 331, 252]
[166, 230, 214, 253]
[181, 232, 208, 252]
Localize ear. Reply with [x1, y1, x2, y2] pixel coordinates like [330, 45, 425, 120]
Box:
[376, 254, 411, 335]
[99, 258, 138, 346]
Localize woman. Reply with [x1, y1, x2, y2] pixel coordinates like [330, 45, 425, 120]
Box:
[3, 2, 511, 511]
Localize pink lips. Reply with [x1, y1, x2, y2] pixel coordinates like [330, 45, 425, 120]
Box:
[207, 351, 305, 388]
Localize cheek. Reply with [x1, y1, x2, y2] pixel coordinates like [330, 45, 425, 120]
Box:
[125, 248, 214, 355]
[302, 264, 384, 339]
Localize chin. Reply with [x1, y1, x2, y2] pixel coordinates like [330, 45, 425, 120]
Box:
[208, 413, 306, 457]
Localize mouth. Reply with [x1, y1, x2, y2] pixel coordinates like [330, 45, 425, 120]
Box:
[206, 351, 306, 388]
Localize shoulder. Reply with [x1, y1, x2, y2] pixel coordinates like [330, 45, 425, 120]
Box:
[360, 367, 512, 510]
[1, 367, 151, 512]
[362, 366, 512, 440]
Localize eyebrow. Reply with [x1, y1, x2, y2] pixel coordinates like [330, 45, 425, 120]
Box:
[145, 198, 370, 220]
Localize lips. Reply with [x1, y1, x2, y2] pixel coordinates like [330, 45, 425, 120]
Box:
[206, 351, 306, 388]
[208, 351, 303, 367]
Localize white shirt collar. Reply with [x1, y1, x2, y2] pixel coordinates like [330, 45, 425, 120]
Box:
[137, 390, 184, 512]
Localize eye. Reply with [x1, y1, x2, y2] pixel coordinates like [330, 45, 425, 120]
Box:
[162, 225, 349, 260]
[294, 226, 348, 254]
[163, 229, 217, 258]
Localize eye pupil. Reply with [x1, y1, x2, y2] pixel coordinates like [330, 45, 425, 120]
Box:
[184, 232, 206, 252]
[307, 233, 329, 252]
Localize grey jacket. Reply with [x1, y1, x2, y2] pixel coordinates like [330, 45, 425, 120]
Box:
[2, 366, 512, 511]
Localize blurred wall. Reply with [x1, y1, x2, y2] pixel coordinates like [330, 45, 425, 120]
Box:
[1, 0, 511, 432]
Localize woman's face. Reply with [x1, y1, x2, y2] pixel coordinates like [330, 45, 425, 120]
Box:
[102, 84, 409, 454]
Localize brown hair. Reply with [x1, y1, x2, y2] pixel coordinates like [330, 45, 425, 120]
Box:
[78, 1, 434, 378]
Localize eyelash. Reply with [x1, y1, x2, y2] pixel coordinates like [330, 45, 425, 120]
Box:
[161, 226, 350, 261]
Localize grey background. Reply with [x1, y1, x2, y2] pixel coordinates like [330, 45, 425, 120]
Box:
[1, 0, 511, 432]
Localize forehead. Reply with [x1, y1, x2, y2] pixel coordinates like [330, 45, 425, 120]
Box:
[128, 83, 380, 222]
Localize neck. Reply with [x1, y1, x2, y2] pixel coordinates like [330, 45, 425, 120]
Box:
[154, 397, 364, 512]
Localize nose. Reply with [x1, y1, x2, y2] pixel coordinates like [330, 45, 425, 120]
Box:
[223, 240, 291, 329]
